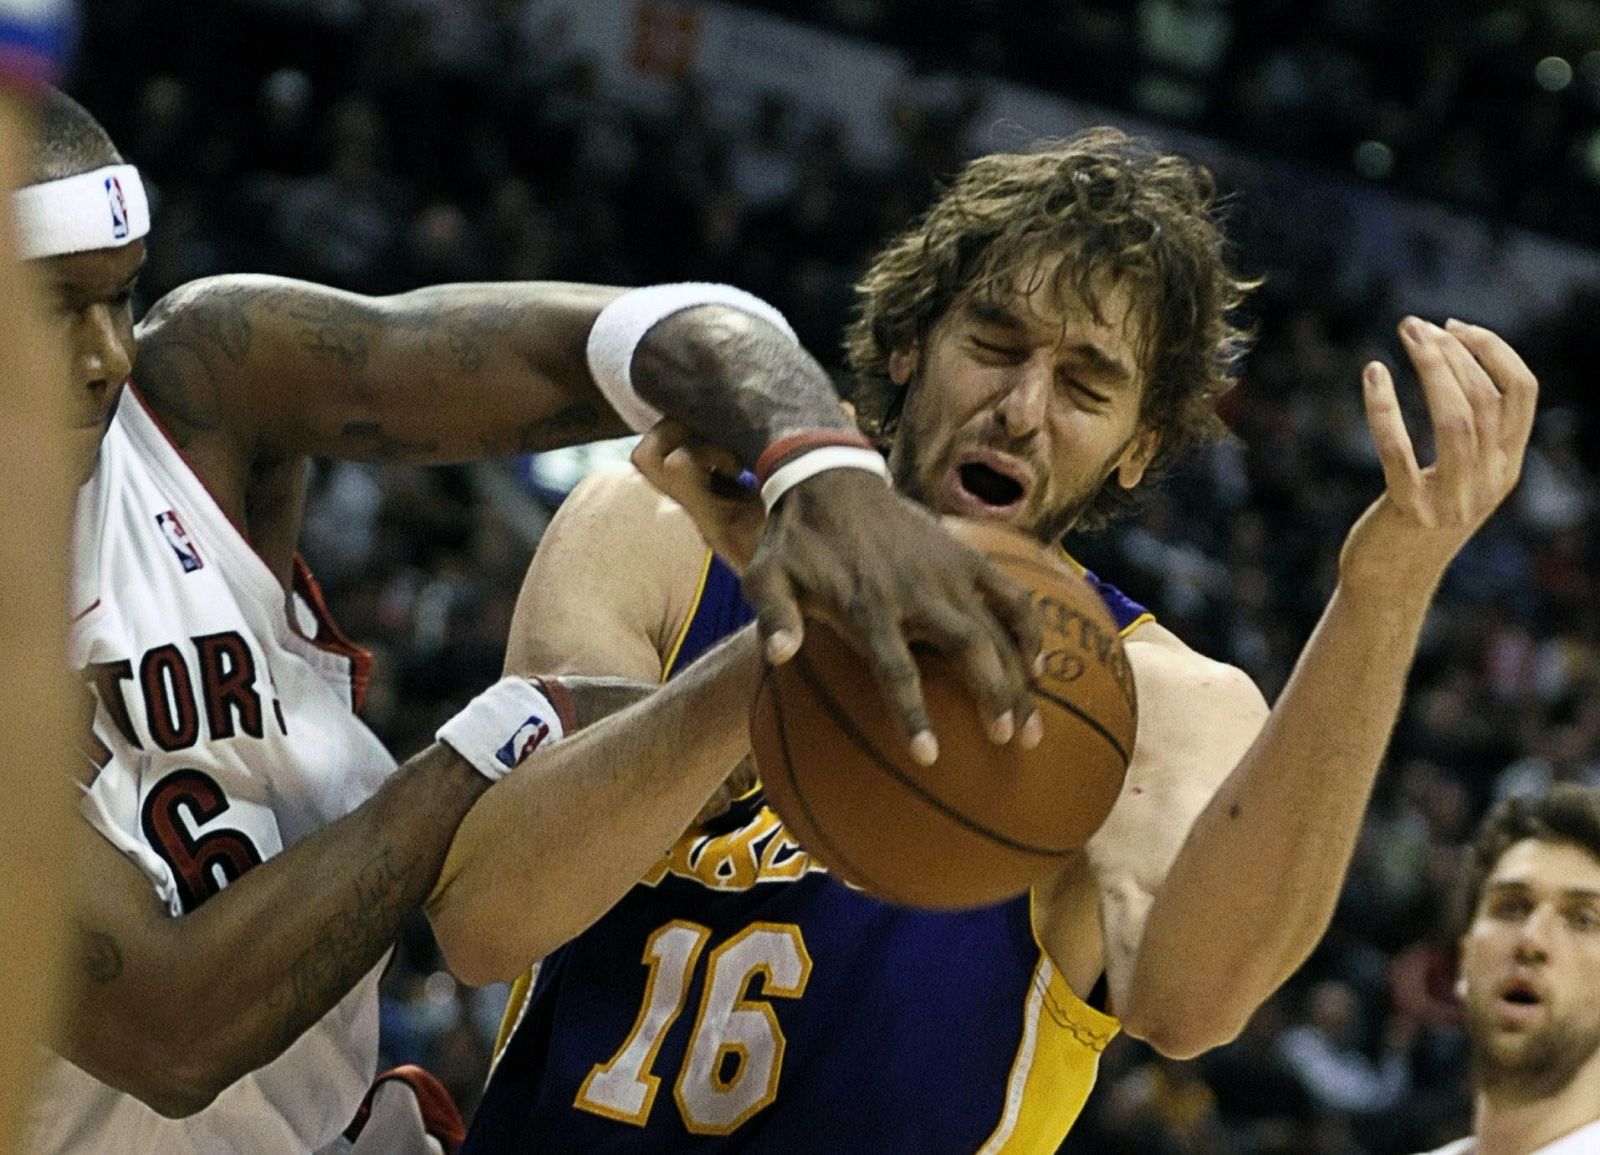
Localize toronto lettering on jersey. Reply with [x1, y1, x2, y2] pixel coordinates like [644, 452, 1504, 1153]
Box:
[640, 806, 825, 891]
[84, 630, 281, 752]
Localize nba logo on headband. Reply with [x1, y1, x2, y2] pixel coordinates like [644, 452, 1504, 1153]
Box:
[11, 164, 151, 260]
[106, 175, 129, 241]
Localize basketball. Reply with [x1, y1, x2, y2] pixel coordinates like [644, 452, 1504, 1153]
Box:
[749, 518, 1138, 910]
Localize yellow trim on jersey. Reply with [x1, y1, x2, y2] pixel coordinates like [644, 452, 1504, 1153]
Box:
[660, 550, 716, 682]
[492, 965, 539, 1072]
[973, 891, 1121, 1151]
[1119, 609, 1155, 636]
[666, 549, 762, 805]
[976, 950, 1119, 1152]
[1057, 545, 1154, 637]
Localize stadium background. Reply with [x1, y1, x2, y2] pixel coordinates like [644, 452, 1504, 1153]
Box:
[66, 1, 1600, 1150]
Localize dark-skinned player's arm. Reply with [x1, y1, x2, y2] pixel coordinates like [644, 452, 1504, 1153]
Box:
[62, 740, 485, 1117]
[133, 275, 1042, 758]
[64, 470, 711, 1116]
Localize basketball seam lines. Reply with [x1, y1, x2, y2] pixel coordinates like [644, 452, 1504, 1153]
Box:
[1028, 686, 1131, 765]
[761, 663, 904, 901]
[789, 652, 1078, 859]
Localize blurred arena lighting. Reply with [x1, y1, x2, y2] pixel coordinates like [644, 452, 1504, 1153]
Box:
[1352, 139, 1394, 180]
[1583, 49, 1600, 85]
[1584, 128, 1600, 183]
[521, 436, 642, 507]
[1535, 55, 1574, 93]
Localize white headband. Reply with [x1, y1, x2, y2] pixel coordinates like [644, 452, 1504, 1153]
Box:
[12, 165, 151, 260]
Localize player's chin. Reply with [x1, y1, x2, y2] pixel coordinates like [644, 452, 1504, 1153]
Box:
[68, 425, 107, 483]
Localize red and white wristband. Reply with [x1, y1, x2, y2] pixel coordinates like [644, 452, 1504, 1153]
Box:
[754, 429, 891, 513]
[585, 284, 890, 512]
[436, 676, 577, 782]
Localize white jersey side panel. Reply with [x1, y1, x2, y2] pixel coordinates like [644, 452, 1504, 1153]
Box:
[29, 387, 399, 1154]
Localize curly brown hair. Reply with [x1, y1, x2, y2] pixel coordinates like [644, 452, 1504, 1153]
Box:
[1451, 784, 1600, 940]
[845, 127, 1258, 531]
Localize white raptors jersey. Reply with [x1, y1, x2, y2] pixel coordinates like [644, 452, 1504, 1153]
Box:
[29, 385, 398, 1154]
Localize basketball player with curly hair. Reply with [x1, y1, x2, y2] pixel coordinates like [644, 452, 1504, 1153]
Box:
[432, 127, 1539, 1151]
[21, 87, 1044, 1153]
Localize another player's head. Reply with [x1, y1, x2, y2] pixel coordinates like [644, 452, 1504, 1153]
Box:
[1452, 785, 1600, 1101]
[846, 127, 1255, 541]
[13, 89, 146, 460]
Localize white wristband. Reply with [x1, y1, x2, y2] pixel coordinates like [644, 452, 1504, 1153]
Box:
[759, 446, 892, 513]
[436, 678, 569, 782]
[585, 283, 799, 434]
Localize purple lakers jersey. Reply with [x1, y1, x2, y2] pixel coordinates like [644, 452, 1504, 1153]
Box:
[464, 552, 1150, 1152]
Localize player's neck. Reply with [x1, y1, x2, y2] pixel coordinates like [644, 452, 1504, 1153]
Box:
[1473, 1054, 1600, 1155]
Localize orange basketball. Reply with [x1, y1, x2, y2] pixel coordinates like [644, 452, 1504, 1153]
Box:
[749, 518, 1137, 910]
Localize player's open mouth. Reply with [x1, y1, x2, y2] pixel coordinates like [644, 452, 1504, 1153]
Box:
[943, 452, 1032, 519]
[1494, 977, 1546, 1023]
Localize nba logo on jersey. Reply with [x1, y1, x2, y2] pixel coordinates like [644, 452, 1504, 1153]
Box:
[106, 175, 129, 240]
[495, 715, 551, 769]
[155, 510, 204, 573]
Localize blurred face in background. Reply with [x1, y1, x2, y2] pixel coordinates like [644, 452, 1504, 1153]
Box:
[1457, 838, 1600, 1099]
[32, 239, 144, 475]
[884, 257, 1159, 545]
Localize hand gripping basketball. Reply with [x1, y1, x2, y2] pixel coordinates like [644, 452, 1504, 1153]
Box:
[750, 520, 1136, 909]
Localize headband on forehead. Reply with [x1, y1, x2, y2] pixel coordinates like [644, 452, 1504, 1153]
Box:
[12, 164, 150, 260]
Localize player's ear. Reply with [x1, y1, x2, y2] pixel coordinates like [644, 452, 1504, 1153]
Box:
[839, 399, 857, 425]
[888, 345, 919, 387]
[1114, 427, 1160, 489]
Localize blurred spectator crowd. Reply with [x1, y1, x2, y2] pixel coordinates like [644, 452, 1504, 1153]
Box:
[749, 0, 1600, 248]
[68, 0, 1600, 1149]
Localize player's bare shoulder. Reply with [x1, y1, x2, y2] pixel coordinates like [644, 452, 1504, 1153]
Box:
[507, 465, 719, 677]
[1125, 620, 1264, 724]
[133, 275, 286, 446]
[546, 465, 711, 585]
[1104, 620, 1268, 811]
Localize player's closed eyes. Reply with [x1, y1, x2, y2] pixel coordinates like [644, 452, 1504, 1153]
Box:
[969, 337, 1027, 364]
[1563, 904, 1600, 933]
[1064, 378, 1109, 406]
[1487, 893, 1533, 921]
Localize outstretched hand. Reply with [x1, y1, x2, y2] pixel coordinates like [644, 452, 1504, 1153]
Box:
[634, 420, 1043, 765]
[1346, 317, 1538, 594]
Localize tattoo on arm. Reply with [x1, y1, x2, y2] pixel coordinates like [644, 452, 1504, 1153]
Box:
[77, 927, 124, 984]
[339, 422, 442, 461]
[630, 310, 853, 465]
[134, 282, 274, 443]
[414, 301, 522, 377]
[283, 296, 373, 369]
[475, 401, 609, 459]
[265, 845, 412, 1053]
